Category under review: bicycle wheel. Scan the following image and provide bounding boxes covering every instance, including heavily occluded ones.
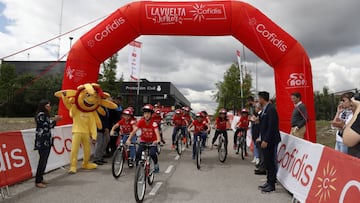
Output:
[147,159,155,185]
[218,136,227,163]
[196,140,201,170]
[112,147,124,178]
[176,132,182,155]
[185,133,189,148]
[134,163,146,203]
[236,136,241,154]
[157,143,161,155]
[240,137,245,160]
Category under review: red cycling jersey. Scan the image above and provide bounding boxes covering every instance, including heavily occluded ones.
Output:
[172,115,186,127]
[215,117,227,130]
[136,118,158,142]
[192,119,207,134]
[152,113,162,125]
[204,116,210,124]
[236,116,249,129]
[117,118,137,134]
[183,114,192,125]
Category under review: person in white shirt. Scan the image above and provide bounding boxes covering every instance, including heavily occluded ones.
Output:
[331,92,353,154]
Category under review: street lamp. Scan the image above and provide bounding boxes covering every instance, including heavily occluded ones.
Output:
[69,37,74,48]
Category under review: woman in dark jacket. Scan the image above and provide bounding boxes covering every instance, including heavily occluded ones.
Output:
[34,99,61,188]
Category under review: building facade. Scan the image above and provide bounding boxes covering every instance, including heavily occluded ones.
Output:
[120,79,190,115]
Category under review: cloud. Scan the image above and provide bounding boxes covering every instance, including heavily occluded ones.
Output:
[1,0,360,114]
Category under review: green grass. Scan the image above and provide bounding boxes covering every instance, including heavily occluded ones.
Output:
[316,120,336,148]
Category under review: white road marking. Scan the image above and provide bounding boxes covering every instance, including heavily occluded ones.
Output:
[149,182,163,196]
[175,154,180,160]
[165,165,174,174]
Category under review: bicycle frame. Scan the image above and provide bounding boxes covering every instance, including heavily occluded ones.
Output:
[134,143,156,202]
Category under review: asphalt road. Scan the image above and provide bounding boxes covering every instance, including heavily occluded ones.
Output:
[1,126,293,203]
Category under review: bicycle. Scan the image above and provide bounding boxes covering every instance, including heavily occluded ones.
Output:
[215,129,230,163]
[236,129,246,160]
[134,143,156,203]
[175,129,183,155]
[112,139,134,179]
[194,132,205,170]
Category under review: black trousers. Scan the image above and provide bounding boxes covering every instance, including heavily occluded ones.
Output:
[135,143,158,165]
[35,148,51,183]
[107,136,118,155]
[262,143,277,187]
[212,130,228,146]
[234,128,247,145]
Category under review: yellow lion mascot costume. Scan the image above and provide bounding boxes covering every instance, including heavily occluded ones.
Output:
[55,83,117,174]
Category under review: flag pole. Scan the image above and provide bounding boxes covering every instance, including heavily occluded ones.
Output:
[236,50,244,109]
[129,41,142,115]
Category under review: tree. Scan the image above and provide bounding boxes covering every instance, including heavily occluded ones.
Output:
[213,63,253,115]
[314,86,335,120]
[0,63,17,106]
[99,53,118,94]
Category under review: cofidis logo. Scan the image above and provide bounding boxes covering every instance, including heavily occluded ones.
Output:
[249,18,288,52]
[277,143,313,186]
[88,17,125,47]
[0,131,32,186]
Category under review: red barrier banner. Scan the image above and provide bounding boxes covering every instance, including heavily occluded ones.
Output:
[277,133,324,202]
[278,133,360,202]
[307,147,360,203]
[0,125,93,188]
[0,131,32,187]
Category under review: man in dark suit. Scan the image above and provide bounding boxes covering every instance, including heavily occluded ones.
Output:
[257,91,281,192]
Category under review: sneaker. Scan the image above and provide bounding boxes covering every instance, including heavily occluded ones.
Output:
[154,164,160,173]
[93,160,103,165]
[255,158,260,165]
[172,144,175,150]
[128,159,134,167]
[251,157,257,163]
[35,183,46,188]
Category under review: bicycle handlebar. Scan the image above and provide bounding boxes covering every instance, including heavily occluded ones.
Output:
[134,142,158,147]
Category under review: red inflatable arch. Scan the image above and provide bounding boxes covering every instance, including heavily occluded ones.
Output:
[58,1,316,142]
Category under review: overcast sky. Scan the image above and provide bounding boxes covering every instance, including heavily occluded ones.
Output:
[1,0,360,114]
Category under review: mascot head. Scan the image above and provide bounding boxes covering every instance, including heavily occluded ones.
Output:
[55,83,118,118]
[75,83,106,112]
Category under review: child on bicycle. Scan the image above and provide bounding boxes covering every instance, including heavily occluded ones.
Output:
[171,109,188,149]
[234,108,250,154]
[182,106,192,144]
[212,108,231,149]
[188,112,210,159]
[152,108,166,145]
[110,109,137,167]
[126,104,161,173]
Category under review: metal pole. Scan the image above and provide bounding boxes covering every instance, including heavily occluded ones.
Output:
[240,64,244,109]
[255,61,258,98]
[69,37,73,48]
[57,0,64,59]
